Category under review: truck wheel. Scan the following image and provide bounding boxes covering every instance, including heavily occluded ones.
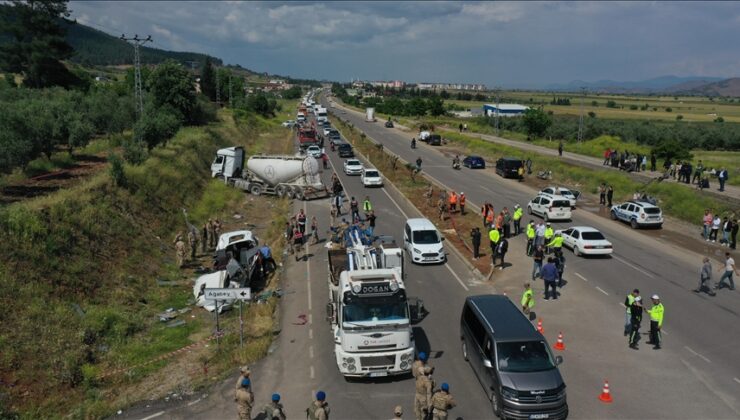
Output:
[284,187,294,199]
[276,185,287,198]
[249,184,262,196]
[294,189,305,201]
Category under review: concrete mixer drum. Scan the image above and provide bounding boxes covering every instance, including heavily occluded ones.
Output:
[303,156,322,185]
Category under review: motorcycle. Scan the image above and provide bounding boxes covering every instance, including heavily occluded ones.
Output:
[411,139,416,149]
[452,161,461,170]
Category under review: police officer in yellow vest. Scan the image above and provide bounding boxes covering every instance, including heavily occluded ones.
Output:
[544,223,554,253]
[488,228,501,267]
[526,221,536,256]
[521,283,534,315]
[547,232,564,259]
[512,205,523,236]
[431,382,456,420]
[646,295,664,350]
[623,289,640,336]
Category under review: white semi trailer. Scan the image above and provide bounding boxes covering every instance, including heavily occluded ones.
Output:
[326,231,420,378]
[366,107,376,122]
[211,147,329,200]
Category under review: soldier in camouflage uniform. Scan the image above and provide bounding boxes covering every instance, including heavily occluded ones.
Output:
[411,351,430,380]
[263,393,286,420]
[187,229,197,260]
[174,232,187,268]
[207,219,216,248]
[201,221,208,253]
[414,365,434,420]
[307,391,330,420]
[235,365,251,393]
[430,383,456,420]
[213,219,223,245]
[235,378,254,420]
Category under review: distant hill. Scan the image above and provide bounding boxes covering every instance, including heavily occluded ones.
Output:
[60,20,222,68]
[678,78,740,97]
[542,75,725,94]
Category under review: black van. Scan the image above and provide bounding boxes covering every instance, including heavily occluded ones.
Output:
[337,143,354,158]
[428,134,442,146]
[495,158,524,179]
[460,295,568,419]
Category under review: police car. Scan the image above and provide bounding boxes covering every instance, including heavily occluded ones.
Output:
[610,200,663,229]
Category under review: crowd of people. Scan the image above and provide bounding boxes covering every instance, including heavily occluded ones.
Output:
[701,209,738,248]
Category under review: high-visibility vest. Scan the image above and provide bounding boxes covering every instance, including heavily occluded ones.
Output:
[460,195,466,206]
[488,229,500,244]
[544,227,554,239]
[547,236,563,248]
[449,194,457,204]
[363,200,372,212]
[526,224,535,239]
[513,208,523,221]
[521,289,534,308]
[648,303,664,327]
[486,211,495,224]
[625,294,635,314]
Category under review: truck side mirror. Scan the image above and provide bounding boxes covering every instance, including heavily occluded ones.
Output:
[483,359,493,368]
[409,297,425,323]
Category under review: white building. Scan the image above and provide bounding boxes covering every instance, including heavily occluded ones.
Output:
[483,104,529,117]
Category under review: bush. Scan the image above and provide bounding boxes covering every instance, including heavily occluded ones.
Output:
[676,115,683,120]
[122,137,148,165]
[134,107,182,149]
[108,153,126,187]
[665,107,672,112]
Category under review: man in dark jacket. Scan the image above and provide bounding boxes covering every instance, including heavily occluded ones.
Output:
[541,258,559,300]
[495,237,509,270]
[471,228,481,260]
[628,296,643,349]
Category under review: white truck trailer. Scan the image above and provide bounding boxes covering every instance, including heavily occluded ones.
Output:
[326,231,421,378]
[366,107,376,122]
[211,147,329,200]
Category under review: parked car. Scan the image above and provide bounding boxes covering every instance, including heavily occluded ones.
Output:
[559,226,613,256]
[385,120,394,128]
[323,126,333,136]
[462,155,486,169]
[540,186,580,207]
[361,168,383,187]
[610,201,663,229]
[495,157,524,179]
[343,159,363,175]
[527,194,572,221]
[338,143,354,158]
[281,120,295,127]
[306,145,323,159]
[428,134,442,146]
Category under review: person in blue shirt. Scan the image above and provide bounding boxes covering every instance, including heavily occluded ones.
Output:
[541,257,559,300]
[259,246,276,275]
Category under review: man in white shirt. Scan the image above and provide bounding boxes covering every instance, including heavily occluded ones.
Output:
[715,252,737,291]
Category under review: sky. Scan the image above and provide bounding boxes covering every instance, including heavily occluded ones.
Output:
[70,1,740,88]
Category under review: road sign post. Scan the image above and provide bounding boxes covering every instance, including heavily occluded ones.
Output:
[203,288,251,348]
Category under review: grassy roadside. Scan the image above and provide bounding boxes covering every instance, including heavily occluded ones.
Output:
[0,102,297,418]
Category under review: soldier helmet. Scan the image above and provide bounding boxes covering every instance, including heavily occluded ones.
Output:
[418,351,428,361]
[241,378,250,388]
[441,382,449,392]
[394,406,403,416]
[240,365,251,374]
[272,393,280,402]
[316,391,326,401]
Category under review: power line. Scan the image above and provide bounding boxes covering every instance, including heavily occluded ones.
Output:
[120,34,152,120]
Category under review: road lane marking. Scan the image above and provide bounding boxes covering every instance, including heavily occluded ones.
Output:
[445,263,470,291]
[595,286,609,296]
[309,328,313,339]
[684,346,711,363]
[309,345,314,359]
[187,398,201,407]
[310,365,315,379]
[575,272,588,282]
[612,254,655,278]
[139,412,165,420]
[734,377,740,385]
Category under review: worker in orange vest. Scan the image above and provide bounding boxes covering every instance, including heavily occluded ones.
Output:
[449,192,458,213]
[485,205,495,228]
[459,193,466,215]
[495,212,504,230]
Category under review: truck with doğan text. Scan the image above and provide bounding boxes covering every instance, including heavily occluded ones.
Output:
[211,146,329,200]
[298,127,319,148]
[326,230,421,378]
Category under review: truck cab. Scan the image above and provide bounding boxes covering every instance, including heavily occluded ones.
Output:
[211,147,244,180]
[326,236,415,378]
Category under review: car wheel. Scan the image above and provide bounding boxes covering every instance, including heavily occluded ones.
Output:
[491,390,503,418]
[573,246,581,257]
[630,219,638,229]
[528,206,533,215]
[610,211,618,220]
[656,224,663,229]
[462,340,469,361]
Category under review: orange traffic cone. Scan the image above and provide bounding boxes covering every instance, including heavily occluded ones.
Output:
[537,318,544,334]
[554,332,566,351]
[598,379,613,403]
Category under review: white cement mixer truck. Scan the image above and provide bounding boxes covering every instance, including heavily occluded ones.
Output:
[211,147,329,200]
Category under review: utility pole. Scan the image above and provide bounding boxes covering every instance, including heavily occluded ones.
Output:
[215,68,221,106]
[494,87,501,137]
[120,34,152,120]
[577,86,586,143]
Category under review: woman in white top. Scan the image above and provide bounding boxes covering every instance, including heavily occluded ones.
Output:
[710,215,722,242]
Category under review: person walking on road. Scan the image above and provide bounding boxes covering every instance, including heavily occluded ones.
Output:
[535,221,545,249]
[235,365,251,393]
[542,257,559,300]
[715,252,737,291]
[414,366,434,420]
[363,196,373,219]
[310,216,320,245]
[607,185,614,207]
[532,245,544,280]
[628,296,643,350]
[710,214,721,242]
[366,210,377,237]
[624,289,640,336]
[350,196,360,222]
[512,205,523,235]
[558,141,563,157]
[430,383,456,420]
[263,393,287,420]
[502,207,512,238]
[526,221,536,256]
[646,295,664,350]
[293,227,304,261]
[702,209,713,241]
[543,223,554,253]
[412,351,431,380]
[599,183,606,206]
[717,167,728,192]
[695,257,716,295]
[471,227,481,260]
[521,283,534,316]
[297,209,307,235]
[235,378,254,420]
[307,391,330,420]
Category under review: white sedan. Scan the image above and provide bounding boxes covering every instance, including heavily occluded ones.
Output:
[361,168,383,187]
[343,159,363,175]
[306,145,323,159]
[540,186,580,207]
[559,226,613,256]
[323,126,333,136]
[281,120,295,127]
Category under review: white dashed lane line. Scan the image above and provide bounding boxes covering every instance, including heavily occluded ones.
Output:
[575,272,588,282]
[734,377,740,385]
[684,346,712,363]
[612,254,655,278]
[595,286,609,296]
[139,412,165,420]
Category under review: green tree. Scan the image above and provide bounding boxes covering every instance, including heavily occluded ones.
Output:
[427,96,445,116]
[200,57,216,101]
[245,92,271,117]
[67,117,94,152]
[0,0,78,88]
[147,60,196,123]
[651,139,692,161]
[134,106,181,149]
[522,108,552,138]
[606,100,617,108]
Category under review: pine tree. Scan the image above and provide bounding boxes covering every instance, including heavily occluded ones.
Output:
[200,57,216,101]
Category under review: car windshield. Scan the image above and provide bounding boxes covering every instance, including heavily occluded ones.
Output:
[559,190,573,197]
[497,341,556,373]
[412,230,440,244]
[643,207,661,214]
[342,294,409,324]
[581,231,605,240]
[365,171,379,177]
[347,160,360,166]
[553,200,570,208]
[339,144,352,150]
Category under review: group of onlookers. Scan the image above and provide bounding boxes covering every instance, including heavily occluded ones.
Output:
[701,209,738,249]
